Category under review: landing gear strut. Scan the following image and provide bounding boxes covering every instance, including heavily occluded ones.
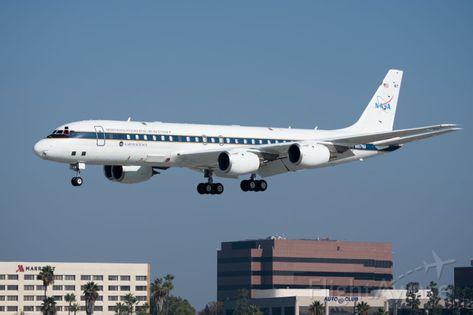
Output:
[240,174,267,192]
[197,170,224,195]
[70,163,84,187]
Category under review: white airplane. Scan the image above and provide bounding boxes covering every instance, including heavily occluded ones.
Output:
[33,69,459,194]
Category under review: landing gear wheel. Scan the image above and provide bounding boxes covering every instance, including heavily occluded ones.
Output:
[215,183,224,195]
[204,183,213,194]
[240,180,249,192]
[71,176,83,187]
[258,180,267,191]
[197,183,206,194]
[248,180,257,191]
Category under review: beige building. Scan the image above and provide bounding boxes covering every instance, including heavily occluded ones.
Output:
[0,261,150,314]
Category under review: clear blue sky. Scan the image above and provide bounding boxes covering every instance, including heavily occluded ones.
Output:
[0,0,472,309]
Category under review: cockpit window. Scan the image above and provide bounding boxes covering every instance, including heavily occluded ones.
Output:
[47,129,74,138]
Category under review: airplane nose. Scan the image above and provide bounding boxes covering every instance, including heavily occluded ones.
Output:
[33,139,50,159]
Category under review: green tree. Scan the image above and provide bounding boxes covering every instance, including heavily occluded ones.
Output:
[83,281,100,315]
[116,302,129,315]
[70,303,79,315]
[137,302,151,315]
[233,290,263,315]
[445,285,460,315]
[375,308,387,315]
[37,266,55,300]
[355,301,370,315]
[41,297,57,315]
[405,282,421,315]
[123,293,139,315]
[150,274,174,315]
[166,296,195,315]
[65,293,76,315]
[199,301,224,315]
[425,282,441,315]
[308,301,325,315]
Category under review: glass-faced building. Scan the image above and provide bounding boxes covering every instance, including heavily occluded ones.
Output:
[0,261,150,314]
[217,237,393,301]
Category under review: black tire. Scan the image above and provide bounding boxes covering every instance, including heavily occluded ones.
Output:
[71,177,77,186]
[205,183,213,194]
[75,177,83,186]
[215,183,224,194]
[240,180,249,192]
[259,179,268,192]
[197,183,206,194]
[248,180,257,191]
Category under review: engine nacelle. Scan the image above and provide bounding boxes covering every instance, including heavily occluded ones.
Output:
[288,143,330,169]
[218,149,260,176]
[103,165,154,184]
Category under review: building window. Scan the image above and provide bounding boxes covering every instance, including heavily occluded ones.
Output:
[24,275,35,280]
[284,307,295,315]
[24,306,34,312]
[81,275,91,281]
[136,296,147,301]
[109,306,117,311]
[0,285,5,290]
[36,285,45,291]
[7,275,18,280]
[24,285,34,291]
[0,296,4,301]
[120,286,130,291]
[108,286,118,291]
[108,275,118,281]
[108,296,118,301]
[136,276,147,281]
[57,306,63,312]
[65,275,76,281]
[7,296,18,301]
[37,296,44,301]
[0,307,4,312]
[93,275,103,281]
[120,276,130,281]
[53,285,63,291]
[36,306,42,311]
[65,285,75,291]
[7,306,18,312]
[0,275,4,280]
[97,286,103,291]
[53,296,63,301]
[135,286,147,291]
[94,306,103,311]
[54,275,63,281]
[7,285,18,291]
[24,296,34,301]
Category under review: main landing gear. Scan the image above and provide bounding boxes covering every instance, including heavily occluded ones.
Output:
[240,174,267,192]
[70,163,85,187]
[197,170,224,195]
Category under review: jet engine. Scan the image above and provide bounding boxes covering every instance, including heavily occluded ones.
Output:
[218,149,260,176]
[103,165,155,184]
[288,143,330,169]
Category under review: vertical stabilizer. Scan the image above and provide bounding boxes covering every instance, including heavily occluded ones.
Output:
[347,69,403,132]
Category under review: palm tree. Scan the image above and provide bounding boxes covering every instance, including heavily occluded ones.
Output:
[356,302,370,315]
[65,293,76,315]
[123,293,139,315]
[308,301,324,315]
[83,281,100,315]
[70,303,79,315]
[150,274,174,315]
[115,302,129,315]
[37,266,55,299]
[41,297,57,315]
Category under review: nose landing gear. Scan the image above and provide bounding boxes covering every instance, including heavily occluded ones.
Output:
[70,163,85,187]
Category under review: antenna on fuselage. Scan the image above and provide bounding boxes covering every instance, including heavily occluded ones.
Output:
[127,117,132,122]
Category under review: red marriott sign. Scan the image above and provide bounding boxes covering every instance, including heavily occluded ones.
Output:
[16,264,55,273]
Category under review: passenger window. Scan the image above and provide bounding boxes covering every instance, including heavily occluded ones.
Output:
[126,135,131,140]
[161,135,165,141]
[169,136,173,141]
[71,151,76,156]
[243,139,247,144]
[135,135,139,140]
[81,152,86,156]
[235,139,239,144]
[259,140,263,144]
[211,138,215,143]
[226,138,230,144]
[152,136,156,141]
[195,137,199,142]
[186,136,190,142]
[251,139,255,144]
[144,135,148,140]
[267,140,271,144]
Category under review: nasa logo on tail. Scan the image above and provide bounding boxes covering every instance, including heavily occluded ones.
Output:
[375,94,394,111]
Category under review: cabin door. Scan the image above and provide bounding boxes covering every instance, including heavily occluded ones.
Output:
[94,126,106,146]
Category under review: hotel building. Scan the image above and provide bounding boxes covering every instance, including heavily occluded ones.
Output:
[0,261,150,314]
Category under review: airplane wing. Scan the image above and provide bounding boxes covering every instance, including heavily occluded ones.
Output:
[175,124,460,174]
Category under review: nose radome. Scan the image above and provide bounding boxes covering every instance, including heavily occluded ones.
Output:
[33,139,50,158]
